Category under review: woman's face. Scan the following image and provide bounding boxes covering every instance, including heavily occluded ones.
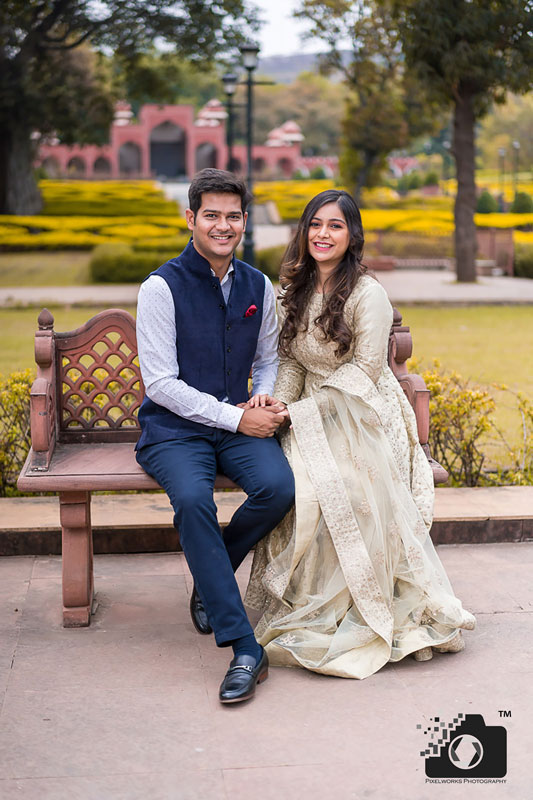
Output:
[307,202,351,269]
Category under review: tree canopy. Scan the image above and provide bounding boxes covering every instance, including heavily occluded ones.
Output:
[387,0,533,280]
[0,1,256,213]
[296,0,440,201]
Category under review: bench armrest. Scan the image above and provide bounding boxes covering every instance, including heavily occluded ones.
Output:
[29,376,55,470]
[397,373,429,446]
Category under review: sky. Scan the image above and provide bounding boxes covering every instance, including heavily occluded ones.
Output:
[249,0,320,57]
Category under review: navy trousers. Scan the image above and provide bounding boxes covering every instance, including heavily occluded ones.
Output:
[136,429,295,646]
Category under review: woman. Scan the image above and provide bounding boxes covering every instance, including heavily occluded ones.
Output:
[244,190,475,680]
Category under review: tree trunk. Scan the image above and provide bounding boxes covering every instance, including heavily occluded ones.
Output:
[453,87,477,282]
[0,123,43,214]
[353,151,375,206]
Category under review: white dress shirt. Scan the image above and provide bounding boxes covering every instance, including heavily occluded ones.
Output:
[136,263,278,433]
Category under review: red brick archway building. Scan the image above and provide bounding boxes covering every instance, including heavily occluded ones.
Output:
[37,102,338,181]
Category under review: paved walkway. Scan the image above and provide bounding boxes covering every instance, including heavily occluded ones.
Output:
[0,543,530,798]
[2,268,533,308]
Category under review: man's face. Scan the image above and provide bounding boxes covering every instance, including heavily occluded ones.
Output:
[186,192,247,263]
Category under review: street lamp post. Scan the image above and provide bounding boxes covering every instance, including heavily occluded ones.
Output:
[498,147,506,210]
[512,140,520,198]
[222,73,238,171]
[240,42,260,267]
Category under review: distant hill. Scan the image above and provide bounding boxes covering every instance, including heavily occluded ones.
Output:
[257,51,350,83]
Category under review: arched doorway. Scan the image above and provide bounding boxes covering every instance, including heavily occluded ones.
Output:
[150,121,186,178]
[277,157,293,177]
[119,142,141,175]
[195,143,217,171]
[41,156,61,178]
[229,157,242,173]
[67,157,86,177]
[93,156,111,176]
[253,157,266,177]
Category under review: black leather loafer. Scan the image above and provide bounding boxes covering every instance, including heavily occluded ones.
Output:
[219,647,269,704]
[189,585,212,635]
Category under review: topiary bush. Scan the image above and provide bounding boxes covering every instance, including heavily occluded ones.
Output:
[406,172,422,191]
[514,243,533,279]
[423,170,439,187]
[254,245,287,281]
[476,190,499,214]
[510,192,533,214]
[0,369,33,496]
[89,244,179,283]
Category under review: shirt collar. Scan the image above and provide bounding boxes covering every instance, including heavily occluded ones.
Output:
[182,239,236,283]
[211,262,234,286]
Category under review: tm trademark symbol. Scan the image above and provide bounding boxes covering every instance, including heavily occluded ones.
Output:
[499,710,512,718]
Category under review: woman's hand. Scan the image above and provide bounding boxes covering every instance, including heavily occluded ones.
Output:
[248,393,271,408]
[238,395,291,426]
[245,394,287,411]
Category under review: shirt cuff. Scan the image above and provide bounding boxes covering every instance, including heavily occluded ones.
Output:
[218,403,245,433]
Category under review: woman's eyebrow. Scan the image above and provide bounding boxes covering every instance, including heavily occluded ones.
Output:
[311,216,346,223]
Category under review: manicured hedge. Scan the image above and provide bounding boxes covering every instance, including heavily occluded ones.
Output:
[90,242,287,283]
[514,244,533,279]
[90,243,189,283]
[41,180,180,216]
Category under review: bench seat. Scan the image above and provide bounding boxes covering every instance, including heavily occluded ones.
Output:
[18,442,238,493]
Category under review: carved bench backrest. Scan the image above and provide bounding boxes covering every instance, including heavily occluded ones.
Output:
[35,306,420,446]
[51,310,144,443]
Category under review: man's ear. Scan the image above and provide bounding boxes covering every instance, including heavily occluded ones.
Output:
[185,208,195,231]
[242,210,248,232]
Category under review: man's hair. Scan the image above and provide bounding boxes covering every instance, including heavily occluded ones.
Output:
[188,168,252,217]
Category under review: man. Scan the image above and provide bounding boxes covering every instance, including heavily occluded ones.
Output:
[135,168,294,704]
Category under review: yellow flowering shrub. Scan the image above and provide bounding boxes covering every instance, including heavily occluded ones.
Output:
[490,389,533,485]
[514,231,533,244]
[0,369,34,496]
[408,358,533,486]
[417,359,496,486]
[41,180,179,216]
[0,216,188,250]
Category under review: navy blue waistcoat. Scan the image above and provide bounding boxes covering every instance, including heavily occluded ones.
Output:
[136,241,265,449]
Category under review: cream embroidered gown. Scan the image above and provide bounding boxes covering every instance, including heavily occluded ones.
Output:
[245,275,475,680]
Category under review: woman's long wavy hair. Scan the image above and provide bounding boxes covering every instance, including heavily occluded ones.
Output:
[278,189,366,358]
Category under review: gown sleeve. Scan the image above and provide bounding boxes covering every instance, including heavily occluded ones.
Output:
[349,278,392,384]
[273,295,306,405]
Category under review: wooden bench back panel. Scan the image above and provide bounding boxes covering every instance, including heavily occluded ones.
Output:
[34,304,426,448]
[54,310,145,443]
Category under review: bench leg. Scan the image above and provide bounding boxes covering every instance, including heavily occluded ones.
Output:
[59,491,94,628]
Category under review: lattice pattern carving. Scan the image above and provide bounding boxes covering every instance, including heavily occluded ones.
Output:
[60,329,142,432]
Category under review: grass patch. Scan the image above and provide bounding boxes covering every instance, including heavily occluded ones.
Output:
[0,251,92,287]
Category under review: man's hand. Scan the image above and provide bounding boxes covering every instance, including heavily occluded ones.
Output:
[237,406,288,438]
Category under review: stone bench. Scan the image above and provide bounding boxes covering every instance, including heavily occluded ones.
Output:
[18,306,447,628]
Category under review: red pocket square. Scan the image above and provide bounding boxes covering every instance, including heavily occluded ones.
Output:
[244,304,257,318]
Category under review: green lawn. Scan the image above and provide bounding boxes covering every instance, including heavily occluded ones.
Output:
[0,251,91,287]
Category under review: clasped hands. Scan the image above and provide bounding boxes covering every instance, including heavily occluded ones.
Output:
[236,394,290,438]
